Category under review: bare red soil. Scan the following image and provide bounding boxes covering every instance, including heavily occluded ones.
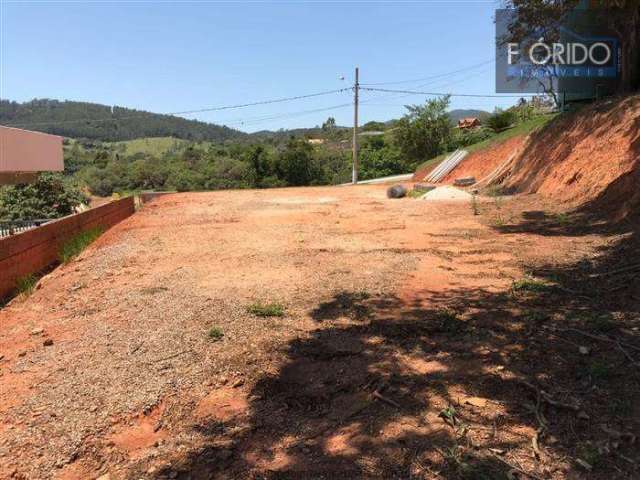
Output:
[505,95,640,219]
[1,96,639,480]
[1,183,638,480]
[440,135,527,185]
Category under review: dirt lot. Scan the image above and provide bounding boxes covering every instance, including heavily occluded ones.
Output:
[0,185,638,479]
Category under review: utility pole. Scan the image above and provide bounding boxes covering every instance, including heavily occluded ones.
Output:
[352,67,359,185]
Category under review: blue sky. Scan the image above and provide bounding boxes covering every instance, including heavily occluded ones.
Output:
[0,1,514,133]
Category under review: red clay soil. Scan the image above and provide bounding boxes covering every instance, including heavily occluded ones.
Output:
[505,95,640,218]
[440,135,527,184]
[412,161,439,182]
[1,185,639,480]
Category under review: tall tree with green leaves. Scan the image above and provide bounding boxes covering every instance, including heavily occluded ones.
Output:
[393,96,452,167]
[503,1,640,93]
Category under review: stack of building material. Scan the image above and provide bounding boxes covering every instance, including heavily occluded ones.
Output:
[453,177,476,187]
[414,183,437,193]
[425,149,468,183]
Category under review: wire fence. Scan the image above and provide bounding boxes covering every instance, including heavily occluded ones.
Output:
[0,219,54,239]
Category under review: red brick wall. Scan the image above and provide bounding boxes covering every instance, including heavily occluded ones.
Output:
[0,196,135,299]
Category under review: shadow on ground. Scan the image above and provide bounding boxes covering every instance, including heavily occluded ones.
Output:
[147,200,639,480]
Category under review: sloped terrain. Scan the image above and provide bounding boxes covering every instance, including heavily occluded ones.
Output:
[440,135,527,184]
[504,95,640,219]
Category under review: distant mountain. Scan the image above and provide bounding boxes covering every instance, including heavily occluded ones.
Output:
[448,109,490,124]
[0,99,246,142]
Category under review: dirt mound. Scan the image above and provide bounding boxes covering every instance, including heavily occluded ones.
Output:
[504,95,640,219]
[421,185,473,201]
[440,135,527,184]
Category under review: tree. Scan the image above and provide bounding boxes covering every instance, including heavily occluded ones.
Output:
[275,138,318,186]
[503,1,640,93]
[0,173,88,221]
[393,96,453,167]
[486,108,517,132]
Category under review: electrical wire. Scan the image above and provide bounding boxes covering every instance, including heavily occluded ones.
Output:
[360,59,495,86]
[361,87,540,98]
[1,88,351,128]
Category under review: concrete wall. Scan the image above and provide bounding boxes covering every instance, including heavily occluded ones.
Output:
[0,126,63,173]
[0,197,135,300]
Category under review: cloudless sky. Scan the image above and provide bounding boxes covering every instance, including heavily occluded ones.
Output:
[0,0,513,133]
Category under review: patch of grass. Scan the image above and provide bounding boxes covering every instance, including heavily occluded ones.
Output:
[207,326,224,341]
[439,405,457,426]
[16,274,37,297]
[492,215,505,227]
[485,185,507,198]
[407,189,424,199]
[512,278,551,294]
[554,212,571,225]
[59,227,104,264]
[247,302,285,317]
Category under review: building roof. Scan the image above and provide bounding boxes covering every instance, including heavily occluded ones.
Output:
[0,126,63,174]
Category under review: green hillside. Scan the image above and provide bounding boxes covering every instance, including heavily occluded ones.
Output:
[0,99,246,142]
[112,137,215,156]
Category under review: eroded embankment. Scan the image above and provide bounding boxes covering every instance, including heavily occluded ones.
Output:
[504,95,640,219]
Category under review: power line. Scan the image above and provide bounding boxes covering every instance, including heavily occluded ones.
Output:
[1,88,352,128]
[222,103,352,128]
[361,87,541,98]
[359,64,494,106]
[360,59,495,86]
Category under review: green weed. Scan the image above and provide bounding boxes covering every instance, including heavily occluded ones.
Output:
[16,274,37,297]
[59,227,104,264]
[208,326,224,341]
[247,302,285,317]
[512,278,551,294]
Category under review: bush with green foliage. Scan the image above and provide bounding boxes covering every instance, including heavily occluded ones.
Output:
[0,173,89,221]
[392,96,452,168]
[486,109,517,132]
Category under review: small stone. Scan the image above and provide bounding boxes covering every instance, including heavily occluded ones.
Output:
[18,351,27,357]
[579,346,590,355]
[43,339,54,347]
[30,328,44,336]
[231,378,244,388]
[0,354,4,361]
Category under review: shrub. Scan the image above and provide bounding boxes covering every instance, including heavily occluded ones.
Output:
[0,173,88,221]
[486,109,517,132]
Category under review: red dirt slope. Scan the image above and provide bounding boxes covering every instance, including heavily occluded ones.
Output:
[504,95,640,218]
[440,135,527,184]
